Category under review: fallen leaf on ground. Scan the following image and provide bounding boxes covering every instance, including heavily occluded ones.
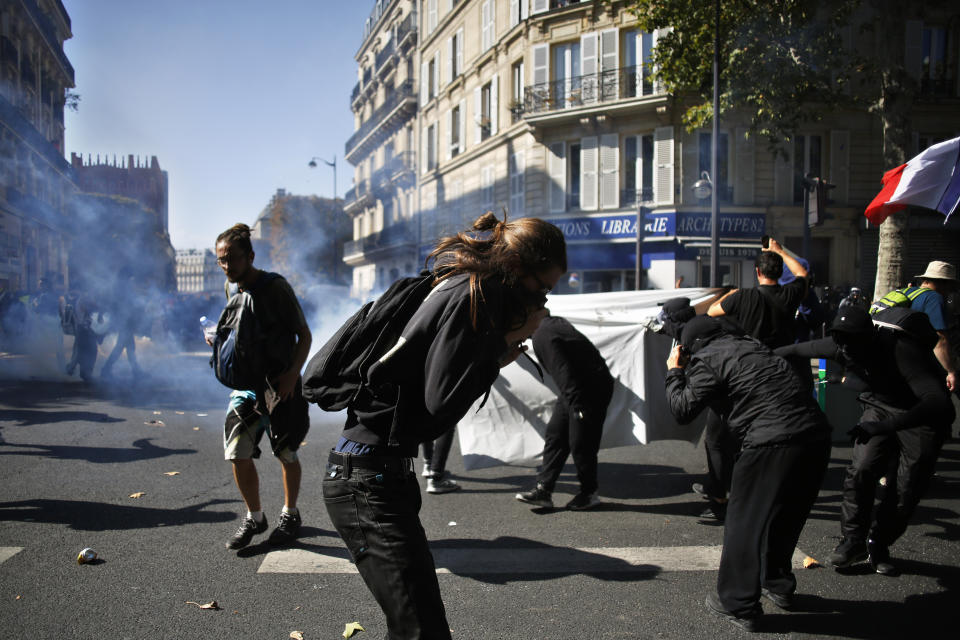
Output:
[342,622,365,638]
[196,413,208,417]
[129,492,146,499]
[153,411,162,415]
[448,521,457,526]
[175,411,185,414]
[15,595,21,600]
[163,471,180,476]
[803,556,820,569]
[144,420,164,426]
[185,601,221,610]
[290,632,304,640]
[192,427,200,431]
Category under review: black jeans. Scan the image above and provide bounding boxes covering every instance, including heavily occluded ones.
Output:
[538,379,612,494]
[702,409,738,498]
[421,426,456,477]
[840,423,946,546]
[718,438,831,617]
[323,457,451,640]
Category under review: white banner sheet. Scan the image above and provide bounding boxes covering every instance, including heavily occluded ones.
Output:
[458,288,720,470]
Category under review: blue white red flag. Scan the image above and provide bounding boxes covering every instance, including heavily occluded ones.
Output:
[865,135,960,225]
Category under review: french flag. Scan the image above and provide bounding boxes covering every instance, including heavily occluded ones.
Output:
[865,135,960,226]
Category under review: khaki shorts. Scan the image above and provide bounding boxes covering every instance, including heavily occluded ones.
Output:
[223,389,304,464]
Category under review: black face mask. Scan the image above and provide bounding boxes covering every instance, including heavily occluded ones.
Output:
[834,333,872,363]
[502,284,547,330]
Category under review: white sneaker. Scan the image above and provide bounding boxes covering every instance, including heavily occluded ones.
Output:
[426,477,461,494]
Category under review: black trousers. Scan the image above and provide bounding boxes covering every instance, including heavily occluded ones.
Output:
[421,426,456,477]
[537,380,612,495]
[840,424,946,546]
[323,459,451,640]
[718,438,831,617]
[703,409,738,498]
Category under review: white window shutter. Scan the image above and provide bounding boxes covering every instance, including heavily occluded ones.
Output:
[581,32,597,104]
[654,126,674,205]
[653,29,666,94]
[829,129,850,205]
[421,125,429,174]
[428,0,437,34]
[458,99,466,153]
[420,61,428,104]
[510,151,525,216]
[446,37,454,84]
[904,20,923,80]
[490,0,496,46]
[521,0,528,20]
[482,1,491,51]
[445,110,452,161]
[532,0,548,15]
[456,29,463,78]
[734,127,755,205]
[581,136,599,211]
[532,44,549,86]
[600,29,618,99]
[773,142,794,204]
[490,75,499,135]
[432,122,439,169]
[473,86,482,144]
[510,0,519,27]
[599,133,619,209]
[548,142,566,213]
[433,51,441,96]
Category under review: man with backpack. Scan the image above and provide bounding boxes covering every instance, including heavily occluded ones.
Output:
[776,306,954,575]
[695,238,810,520]
[870,260,957,392]
[212,223,312,550]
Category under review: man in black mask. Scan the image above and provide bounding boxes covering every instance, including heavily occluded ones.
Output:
[776,306,954,574]
[665,316,831,631]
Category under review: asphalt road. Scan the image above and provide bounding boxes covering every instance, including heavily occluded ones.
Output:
[0,351,958,640]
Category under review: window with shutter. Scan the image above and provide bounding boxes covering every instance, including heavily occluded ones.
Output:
[509,151,525,216]
[549,142,566,213]
[581,136,598,211]
[654,126,674,205]
[599,133,619,209]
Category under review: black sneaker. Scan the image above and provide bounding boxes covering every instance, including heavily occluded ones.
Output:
[828,537,868,568]
[704,592,759,632]
[761,587,795,610]
[868,539,896,575]
[516,484,553,508]
[267,510,302,546]
[565,492,601,510]
[226,514,268,550]
[698,500,726,522]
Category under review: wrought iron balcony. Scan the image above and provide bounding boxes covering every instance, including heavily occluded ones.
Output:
[396,12,416,48]
[344,80,416,159]
[621,188,655,208]
[375,39,396,72]
[351,81,360,103]
[520,65,660,117]
[344,219,416,259]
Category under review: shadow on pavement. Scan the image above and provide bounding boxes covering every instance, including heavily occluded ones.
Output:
[0,437,195,463]
[0,408,124,426]
[761,562,959,637]
[0,498,235,530]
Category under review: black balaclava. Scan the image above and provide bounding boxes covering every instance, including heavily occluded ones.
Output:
[680,315,726,355]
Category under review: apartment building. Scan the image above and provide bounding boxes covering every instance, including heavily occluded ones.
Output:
[175,248,221,294]
[344,0,960,299]
[0,0,75,292]
[343,0,420,299]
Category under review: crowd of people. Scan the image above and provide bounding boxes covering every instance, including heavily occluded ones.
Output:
[202,213,955,637]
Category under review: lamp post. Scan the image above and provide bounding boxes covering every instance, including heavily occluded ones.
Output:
[709,0,720,287]
[308,156,337,199]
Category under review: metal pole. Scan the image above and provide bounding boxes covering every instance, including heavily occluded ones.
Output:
[635,205,644,290]
[710,0,720,287]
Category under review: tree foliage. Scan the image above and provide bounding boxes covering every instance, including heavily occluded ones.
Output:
[622,0,858,151]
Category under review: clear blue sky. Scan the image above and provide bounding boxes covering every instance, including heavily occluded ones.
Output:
[63,0,373,251]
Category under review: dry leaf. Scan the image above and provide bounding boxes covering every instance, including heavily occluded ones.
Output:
[803,556,820,569]
[342,622,365,638]
[290,632,304,640]
[196,413,208,417]
[175,411,185,414]
[192,427,200,431]
[186,600,221,610]
[15,595,21,600]
[129,492,146,499]
[144,420,164,426]
[153,411,162,415]
[163,471,180,476]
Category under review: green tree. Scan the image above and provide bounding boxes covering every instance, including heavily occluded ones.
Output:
[619,0,952,298]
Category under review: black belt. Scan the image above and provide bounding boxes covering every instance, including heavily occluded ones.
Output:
[327,450,414,476]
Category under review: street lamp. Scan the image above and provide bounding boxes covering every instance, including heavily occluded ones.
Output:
[308,156,337,199]
[709,0,720,288]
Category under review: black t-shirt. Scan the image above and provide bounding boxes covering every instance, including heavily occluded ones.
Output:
[720,277,807,348]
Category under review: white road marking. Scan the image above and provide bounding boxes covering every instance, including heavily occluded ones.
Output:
[0,547,24,565]
[258,545,809,574]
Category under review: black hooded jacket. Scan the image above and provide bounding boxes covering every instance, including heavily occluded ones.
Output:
[665,323,830,448]
[531,316,613,410]
[342,273,518,455]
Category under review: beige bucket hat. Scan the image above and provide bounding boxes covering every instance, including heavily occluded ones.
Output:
[916,260,957,282]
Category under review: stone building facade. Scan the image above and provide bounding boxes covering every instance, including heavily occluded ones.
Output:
[71,153,170,233]
[343,0,960,299]
[175,248,221,294]
[0,0,75,292]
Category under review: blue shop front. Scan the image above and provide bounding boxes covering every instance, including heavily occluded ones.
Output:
[542,210,766,293]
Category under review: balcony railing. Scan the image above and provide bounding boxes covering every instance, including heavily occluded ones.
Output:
[21,0,74,80]
[344,80,415,156]
[620,188,655,208]
[396,12,415,47]
[344,219,416,258]
[919,76,958,98]
[351,81,360,103]
[521,65,660,116]
[375,39,396,71]
[371,151,415,187]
